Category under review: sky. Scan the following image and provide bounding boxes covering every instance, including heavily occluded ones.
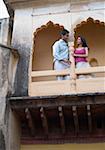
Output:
[0,0,9,19]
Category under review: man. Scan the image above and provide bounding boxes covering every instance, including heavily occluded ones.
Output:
[53,29,71,80]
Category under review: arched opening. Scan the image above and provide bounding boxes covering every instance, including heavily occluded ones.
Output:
[74,17,105,66]
[32,21,64,72]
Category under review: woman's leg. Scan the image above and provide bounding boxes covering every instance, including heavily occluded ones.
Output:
[76,62,91,79]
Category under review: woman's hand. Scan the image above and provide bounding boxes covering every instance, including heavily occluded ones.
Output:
[70,51,74,56]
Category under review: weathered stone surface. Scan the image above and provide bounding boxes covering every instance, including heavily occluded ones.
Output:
[0,46,10,122]
[13,43,30,96]
[0,47,10,150]
[0,44,19,150]
[0,130,5,150]
[0,18,9,45]
[0,18,14,150]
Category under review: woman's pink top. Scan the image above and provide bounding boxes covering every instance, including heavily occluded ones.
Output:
[74,48,87,63]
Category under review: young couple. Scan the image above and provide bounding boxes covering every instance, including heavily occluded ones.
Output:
[53,29,90,80]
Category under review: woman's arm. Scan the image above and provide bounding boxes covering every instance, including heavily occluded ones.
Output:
[74,47,89,57]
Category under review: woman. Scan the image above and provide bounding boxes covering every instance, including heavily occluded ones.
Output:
[73,36,91,79]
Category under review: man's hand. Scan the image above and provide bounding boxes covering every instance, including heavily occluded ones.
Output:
[63,59,71,65]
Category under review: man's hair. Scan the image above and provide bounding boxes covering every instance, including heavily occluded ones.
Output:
[60,29,69,36]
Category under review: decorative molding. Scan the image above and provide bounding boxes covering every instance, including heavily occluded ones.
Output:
[33,21,64,36]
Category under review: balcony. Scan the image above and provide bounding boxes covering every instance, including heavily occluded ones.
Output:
[29,18,105,97]
[29,65,105,96]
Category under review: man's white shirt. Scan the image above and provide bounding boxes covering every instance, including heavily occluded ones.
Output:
[53,39,69,62]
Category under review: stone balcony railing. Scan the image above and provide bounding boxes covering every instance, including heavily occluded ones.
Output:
[29,58,105,97]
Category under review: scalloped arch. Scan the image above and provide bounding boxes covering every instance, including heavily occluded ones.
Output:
[74,17,105,32]
[74,17,105,66]
[32,21,64,71]
[34,21,64,36]
[32,21,64,53]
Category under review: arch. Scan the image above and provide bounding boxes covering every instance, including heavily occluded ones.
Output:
[74,17,105,66]
[74,17,105,32]
[32,21,64,72]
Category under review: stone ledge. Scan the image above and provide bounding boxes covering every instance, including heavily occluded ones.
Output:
[0,43,19,57]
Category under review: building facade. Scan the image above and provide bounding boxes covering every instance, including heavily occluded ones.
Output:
[0,0,105,149]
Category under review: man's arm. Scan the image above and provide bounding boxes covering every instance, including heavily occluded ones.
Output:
[53,42,62,61]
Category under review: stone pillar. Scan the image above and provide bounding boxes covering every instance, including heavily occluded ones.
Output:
[7,109,21,150]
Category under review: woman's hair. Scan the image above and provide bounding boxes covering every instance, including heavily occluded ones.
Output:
[77,36,88,48]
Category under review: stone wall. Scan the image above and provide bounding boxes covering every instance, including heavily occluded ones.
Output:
[0,45,10,150]
[0,44,19,150]
[0,130,5,150]
[0,18,9,45]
